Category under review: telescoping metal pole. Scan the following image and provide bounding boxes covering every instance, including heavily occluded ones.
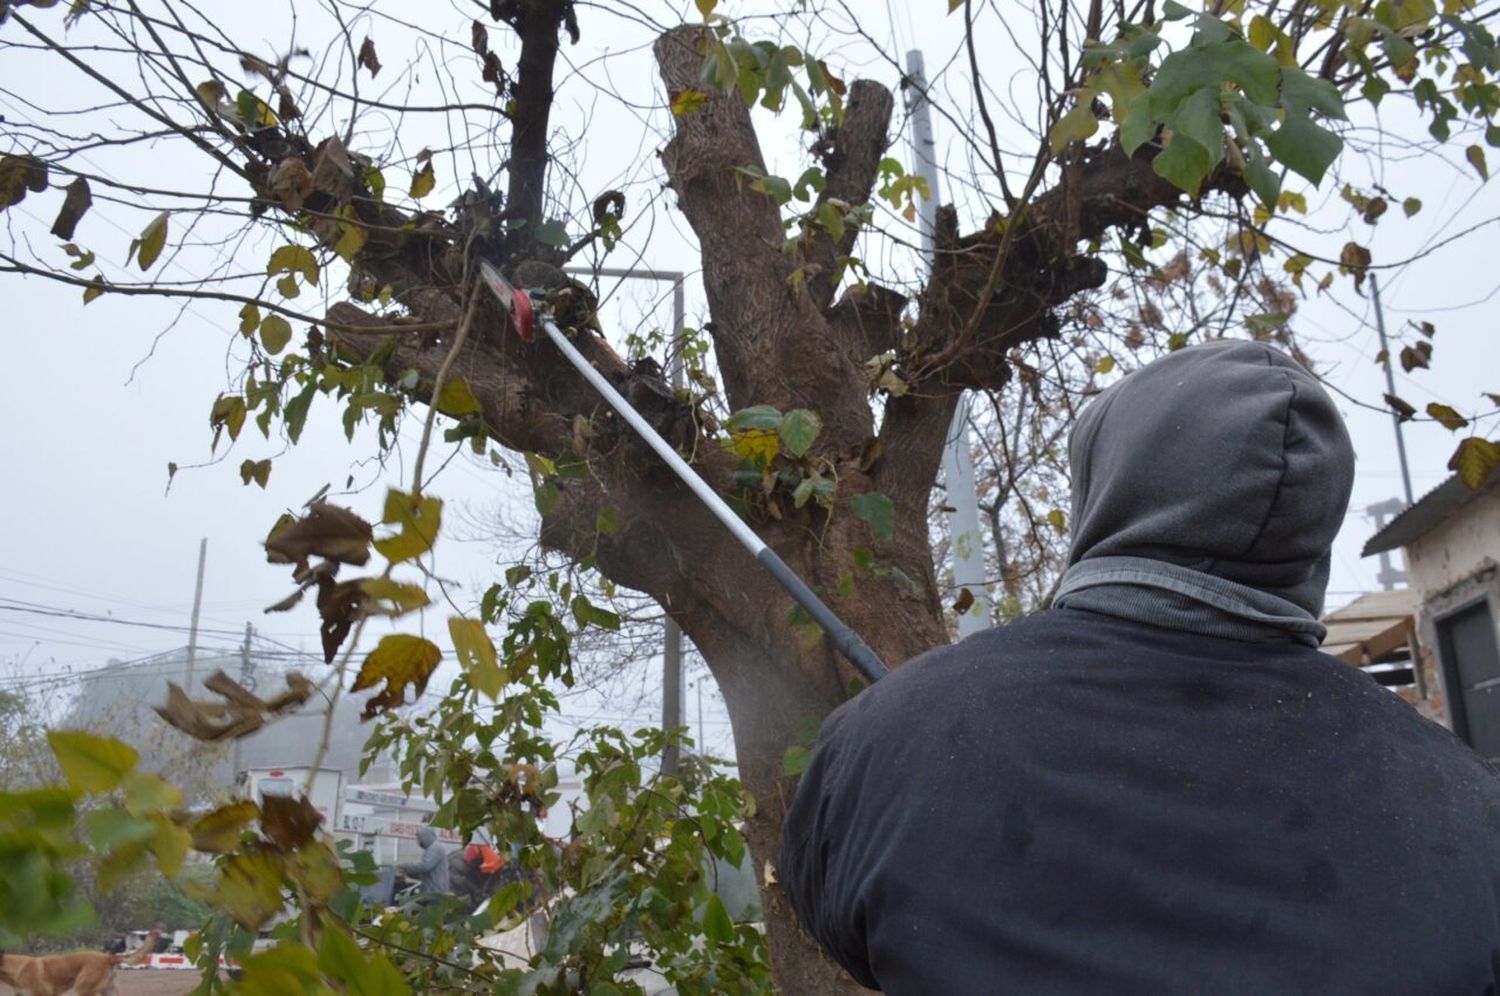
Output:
[479,260,889,685]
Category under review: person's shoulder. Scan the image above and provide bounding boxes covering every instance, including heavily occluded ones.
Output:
[826,611,1072,730]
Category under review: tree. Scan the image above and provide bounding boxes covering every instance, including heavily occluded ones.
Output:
[1,0,1497,990]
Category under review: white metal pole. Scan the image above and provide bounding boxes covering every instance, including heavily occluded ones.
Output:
[564,266,692,769]
[906,50,991,638]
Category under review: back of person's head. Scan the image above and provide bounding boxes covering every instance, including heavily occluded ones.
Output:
[416,826,436,848]
[1067,340,1354,618]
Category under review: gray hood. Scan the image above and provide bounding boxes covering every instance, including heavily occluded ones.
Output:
[1066,340,1354,621]
[416,826,436,848]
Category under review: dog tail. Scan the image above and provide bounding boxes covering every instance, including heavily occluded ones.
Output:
[118,929,161,966]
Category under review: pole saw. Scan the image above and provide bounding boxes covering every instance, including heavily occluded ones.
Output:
[479,260,889,685]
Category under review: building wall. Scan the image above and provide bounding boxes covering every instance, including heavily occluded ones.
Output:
[1406,487,1500,595]
[1405,490,1500,739]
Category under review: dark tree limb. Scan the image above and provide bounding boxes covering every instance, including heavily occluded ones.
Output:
[499,0,573,256]
[805,79,894,310]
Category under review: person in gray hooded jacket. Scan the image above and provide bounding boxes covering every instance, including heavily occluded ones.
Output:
[780,341,1500,994]
[401,826,451,895]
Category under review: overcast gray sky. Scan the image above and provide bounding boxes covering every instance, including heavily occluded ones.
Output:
[0,0,1495,768]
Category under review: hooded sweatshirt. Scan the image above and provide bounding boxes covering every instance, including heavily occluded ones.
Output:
[780,341,1500,995]
[402,826,451,894]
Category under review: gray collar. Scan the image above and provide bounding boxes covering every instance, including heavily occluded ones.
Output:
[1054,556,1326,648]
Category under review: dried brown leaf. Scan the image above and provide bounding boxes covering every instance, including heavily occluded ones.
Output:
[260,794,322,851]
[265,501,373,569]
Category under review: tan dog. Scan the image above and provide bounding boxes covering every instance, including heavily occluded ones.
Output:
[0,929,160,996]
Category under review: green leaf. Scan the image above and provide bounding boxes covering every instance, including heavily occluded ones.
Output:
[1170,86,1227,168]
[1046,508,1067,532]
[1403,196,1423,216]
[1149,41,1279,116]
[1118,92,1155,156]
[1467,144,1489,180]
[596,506,620,535]
[571,595,622,631]
[374,489,443,564]
[267,244,319,285]
[725,405,784,431]
[436,377,483,417]
[134,212,169,271]
[259,314,293,354]
[238,458,272,489]
[1153,129,1214,194]
[1264,113,1342,186]
[534,219,569,248]
[702,893,734,943]
[123,771,183,816]
[778,408,822,457]
[1048,101,1099,155]
[782,744,811,776]
[848,492,894,542]
[1279,67,1345,118]
[47,731,138,793]
[449,616,504,699]
[85,809,157,851]
[1243,158,1282,207]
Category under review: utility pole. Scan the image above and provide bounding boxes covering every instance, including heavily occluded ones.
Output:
[564,266,688,775]
[1366,499,1409,590]
[1371,275,1416,508]
[906,50,991,637]
[185,538,207,689]
[231,623,254,777]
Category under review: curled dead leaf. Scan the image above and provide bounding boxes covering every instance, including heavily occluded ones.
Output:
[154,671,313,742]
[265,501,373,569]
[269,157,314,212]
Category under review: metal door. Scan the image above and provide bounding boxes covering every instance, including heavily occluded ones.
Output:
[1437,599,1500,760]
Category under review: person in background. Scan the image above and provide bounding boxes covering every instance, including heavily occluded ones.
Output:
[401,825,451,895]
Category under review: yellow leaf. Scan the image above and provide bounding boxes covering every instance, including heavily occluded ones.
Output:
[149,817,191,878]
[450,617,504,698]
[359,577,431,614]
[47,730,138,793]
[134,212,169,271]
[259,315,293,354]
[436,377,483,417]
[190,799,259,853]
[267,243,319,285]
[670,88,709,115]
[410,160,436,199]
[374,489,443,564]
[1426,402,1469,431]
[1448,436,1500,490]
[124,771,183,816]
[1048,101,1099,156]
[728,428,780,465]
[351,634,442,718]
[214,850,287,929]
[238,302,261,336]
[334,210,367,261]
